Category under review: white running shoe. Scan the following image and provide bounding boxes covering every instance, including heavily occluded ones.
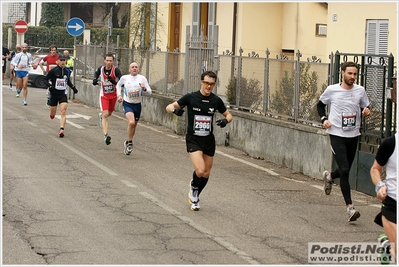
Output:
[124,141,133,155]
[98,112,102,128]
[190,200,200,211]
[347,206,360,222]
[188,180,199,203]
[323,171,333,195]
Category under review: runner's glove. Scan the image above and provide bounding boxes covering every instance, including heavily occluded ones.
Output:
[72,86,78,94]
[216,118,228,128]
[107,76,117,85]
[173,108,185,116]
[92,79,98,85]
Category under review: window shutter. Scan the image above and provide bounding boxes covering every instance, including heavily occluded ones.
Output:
[192,3,200,36]
[366,20,377,54]
[366,19,389,54]
[207,3,216,40]
[378,21,389,54]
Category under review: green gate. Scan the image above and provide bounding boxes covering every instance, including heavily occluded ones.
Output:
[333,52,396,196]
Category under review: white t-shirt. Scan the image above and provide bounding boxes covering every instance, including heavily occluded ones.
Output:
[319,83,370,138]
[11,52,32,71]
[116,74,152,104]
[386,134,397,200]
[375,134,397,201]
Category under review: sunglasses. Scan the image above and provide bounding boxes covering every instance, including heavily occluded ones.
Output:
[202,81,216,87]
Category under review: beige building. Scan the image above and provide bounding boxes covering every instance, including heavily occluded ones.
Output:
[326,2,396,59]
[148,2,397,63]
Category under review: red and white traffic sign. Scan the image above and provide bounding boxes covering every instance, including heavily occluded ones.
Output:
[14,20,28,34]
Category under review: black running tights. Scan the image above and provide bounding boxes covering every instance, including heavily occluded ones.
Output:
[329,135,359,205]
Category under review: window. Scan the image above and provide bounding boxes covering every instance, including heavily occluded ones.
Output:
[192,3,216,39]
[71,3,93,24]
[366,19,388,54]
[316,24,327,37]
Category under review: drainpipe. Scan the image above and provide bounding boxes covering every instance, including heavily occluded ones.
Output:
[295,3,299,51]
[231,2,237,77]
[232,3,237,55]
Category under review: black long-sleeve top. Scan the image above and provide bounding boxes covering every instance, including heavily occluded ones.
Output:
[44,66,74,95]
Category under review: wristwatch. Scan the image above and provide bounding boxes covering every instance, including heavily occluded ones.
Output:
[375,181,387,194]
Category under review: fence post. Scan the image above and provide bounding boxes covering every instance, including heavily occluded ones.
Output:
[334,51,341,84]
[294,50,302,123]
[146,50,150,80]
[236,47,243,107]
[116,35,120,67]
[263,48,270,114]
[213,25,219,94]
[328,52,334,85]
[386,53,395,137]
[93,45,97,77]
[164,45,169,95]
[184,25,190,95]
[84,41,88,78]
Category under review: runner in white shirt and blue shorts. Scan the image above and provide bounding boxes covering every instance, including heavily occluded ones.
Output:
[116,62,152,155]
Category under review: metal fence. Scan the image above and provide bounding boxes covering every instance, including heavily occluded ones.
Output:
[73,44,334,127]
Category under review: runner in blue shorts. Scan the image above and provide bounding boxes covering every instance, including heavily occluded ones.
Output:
[10,43,32,105]
[116,62,152,155]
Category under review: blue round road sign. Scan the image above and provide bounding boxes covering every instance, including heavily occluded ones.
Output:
[66,17,85,37]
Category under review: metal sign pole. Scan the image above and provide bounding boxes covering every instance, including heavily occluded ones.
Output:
[70,36,76,100]
[66,17,85,100]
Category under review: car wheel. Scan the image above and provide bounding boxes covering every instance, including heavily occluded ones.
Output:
[34,76,47,88]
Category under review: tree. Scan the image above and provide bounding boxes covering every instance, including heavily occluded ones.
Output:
[129,3,164,50]
[271,70,294,116]
[298,64,327,121]
[226,76,263,110]
[97,3,129,28]
[40,3,64,27]
[271,63,327,121]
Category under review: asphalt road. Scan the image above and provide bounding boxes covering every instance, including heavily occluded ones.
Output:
[2,84,385,265]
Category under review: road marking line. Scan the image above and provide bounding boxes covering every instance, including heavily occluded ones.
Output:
[54,115,85,129]
[139,123,163,133]
[66,121,84,129]
[311,185,324,191]
[140,191,261,265]
[113,114,125,120]
[120,180,137,188]
[49,135,118,176]
[26,121,37,127]
[281,176,305,183]
[216,150,279,176]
